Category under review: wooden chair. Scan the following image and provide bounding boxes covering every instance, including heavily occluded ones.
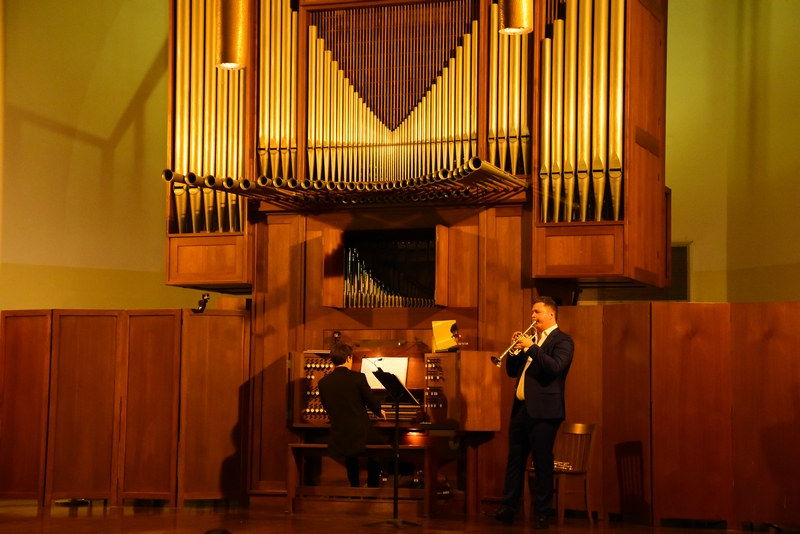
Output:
[523,422,597,526]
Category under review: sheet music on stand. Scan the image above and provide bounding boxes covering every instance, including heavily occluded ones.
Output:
[372,369,419,405]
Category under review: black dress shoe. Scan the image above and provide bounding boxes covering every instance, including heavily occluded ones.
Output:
[534,514,549,529]
[484,507,514,525]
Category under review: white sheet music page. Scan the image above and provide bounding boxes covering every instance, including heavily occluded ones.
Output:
[362,357,409,389]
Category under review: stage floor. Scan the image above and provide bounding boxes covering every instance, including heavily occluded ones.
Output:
[0,500,748,534]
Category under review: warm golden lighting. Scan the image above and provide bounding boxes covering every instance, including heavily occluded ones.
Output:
[499,0,534,35]
[216,0,249,70]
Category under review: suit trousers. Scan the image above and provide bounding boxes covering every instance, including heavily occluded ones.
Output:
[345,455,381,488]
[501,400,561,514]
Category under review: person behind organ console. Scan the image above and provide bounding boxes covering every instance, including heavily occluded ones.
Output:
[318,343,387,488]
[486,297,574,529]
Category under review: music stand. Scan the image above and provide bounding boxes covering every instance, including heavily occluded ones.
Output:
[366,369,421,530]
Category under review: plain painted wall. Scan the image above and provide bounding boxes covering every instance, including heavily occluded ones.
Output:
[1,0,202,309]
[667,0,800,302]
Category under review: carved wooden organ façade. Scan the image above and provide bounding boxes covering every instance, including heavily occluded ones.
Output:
[161,0,669,507]
[164,0,669,294]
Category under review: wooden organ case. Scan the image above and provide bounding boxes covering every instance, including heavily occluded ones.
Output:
[162,0,669,514]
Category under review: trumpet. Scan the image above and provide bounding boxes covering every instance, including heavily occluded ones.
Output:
[490,322,537,367]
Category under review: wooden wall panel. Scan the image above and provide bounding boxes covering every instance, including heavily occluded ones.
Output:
[178,310,250,503]
[45,311,125,504]
[602,302,652,522]
[651,303,732,525]
[167,234,251,288]
[118,310,181,505]
[558,305,603,517]
[731,302,800,526]
[0,311,52,504]
[475,208,529,510]
[447,222,479,308]
[251,215,305,495]
[624,0,668,287]
[321,227,344,308]
[459,351,501,432]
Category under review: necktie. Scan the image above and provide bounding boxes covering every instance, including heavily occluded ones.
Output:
[515,331,547,401]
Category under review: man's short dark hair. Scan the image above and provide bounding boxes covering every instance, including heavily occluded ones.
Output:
[534,296,559,320]
[330,343,353,366]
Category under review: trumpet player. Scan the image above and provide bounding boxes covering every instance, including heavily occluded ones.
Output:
[486,297,574,529]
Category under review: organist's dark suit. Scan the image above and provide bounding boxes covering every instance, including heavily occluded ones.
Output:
[318,365,385,487]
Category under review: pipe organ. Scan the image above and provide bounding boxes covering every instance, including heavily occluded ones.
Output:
[161,0,670,511]
[163,0,669,310]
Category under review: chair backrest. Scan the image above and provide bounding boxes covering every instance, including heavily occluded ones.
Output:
[552,422,596,473]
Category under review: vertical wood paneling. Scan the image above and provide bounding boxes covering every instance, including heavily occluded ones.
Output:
[178,310,250,503]
[624,0,668,286]
[559,305,603,516]
[251,214,305,493]
[602,302,652,522]
[45,311,125,504]
[459,350,501,431]
[0,311,52,504]
[731,302,800,525]
[651,303,732,524]
[447,223,478,308]
[321,227,344,308]
[476,208,527,507]
[118,310,181,505]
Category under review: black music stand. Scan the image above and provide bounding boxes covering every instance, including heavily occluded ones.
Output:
[366,369,420,530]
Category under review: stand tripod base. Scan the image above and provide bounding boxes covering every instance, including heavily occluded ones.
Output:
[365,518,420,530]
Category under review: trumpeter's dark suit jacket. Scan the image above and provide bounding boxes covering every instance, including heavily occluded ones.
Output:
[318,366,384,457]
[505,327,574,419]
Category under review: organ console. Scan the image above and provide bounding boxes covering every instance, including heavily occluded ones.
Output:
[289,344,499,431]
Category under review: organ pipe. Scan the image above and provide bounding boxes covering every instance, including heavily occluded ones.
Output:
[592,0,609,221]
[168,0,533,212]
[551,20,564,222]
[539,38,552,223]
[169,0,250,234]
[539,0,626,223]
[577,0,593,222]
[609,0,624,221]
[563,0,577,222]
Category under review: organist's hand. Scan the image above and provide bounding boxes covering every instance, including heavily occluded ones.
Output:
[380,409,387,420]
